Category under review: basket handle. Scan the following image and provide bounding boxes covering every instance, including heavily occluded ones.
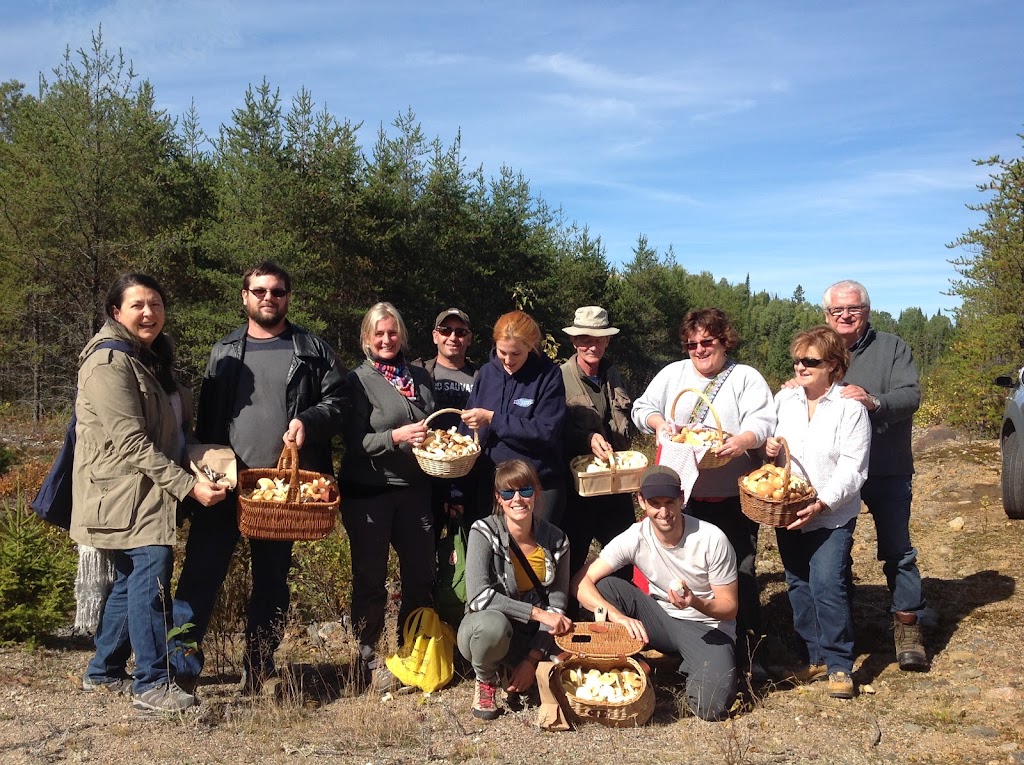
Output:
[423,407,479,445]
[667,387,724,441]
[775,436,791,489]
[276,441,302,502]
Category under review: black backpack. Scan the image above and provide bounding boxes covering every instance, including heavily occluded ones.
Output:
[31,340,135,529]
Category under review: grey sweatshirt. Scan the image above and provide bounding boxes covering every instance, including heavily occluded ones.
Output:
[844,326,920,476]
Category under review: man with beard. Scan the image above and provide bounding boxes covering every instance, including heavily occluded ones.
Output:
[171,261,347,693]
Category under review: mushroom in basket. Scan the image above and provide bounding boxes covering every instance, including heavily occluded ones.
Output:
[740,464,813,501]
[413,426,480,460]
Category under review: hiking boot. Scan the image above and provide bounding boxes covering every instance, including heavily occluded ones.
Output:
[82,675,132,695]
[893,611,929,672]
[472,676,501,720]
[787,663,827,684]
[827,671,855,699]
[132,682,196,712]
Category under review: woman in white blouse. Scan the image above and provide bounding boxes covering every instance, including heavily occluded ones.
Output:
[766,325,870,700]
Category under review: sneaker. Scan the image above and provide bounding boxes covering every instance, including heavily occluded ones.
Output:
[787,663,827,684]
[369,666,404,694]
[472,676,501,720]
[827,671,855,699]
[82,675,132,695]
[893,612,929,672]
[132,682,196,712]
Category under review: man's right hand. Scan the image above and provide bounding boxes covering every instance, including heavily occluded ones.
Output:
[190,481,228,507]
[610,611,649,644]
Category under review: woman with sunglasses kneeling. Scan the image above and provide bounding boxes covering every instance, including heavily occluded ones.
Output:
[458,459,572,720]
[631,308,776,679]
[767,326,870,699]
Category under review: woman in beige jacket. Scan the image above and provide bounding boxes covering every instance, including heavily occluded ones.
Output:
[72,273,225,712]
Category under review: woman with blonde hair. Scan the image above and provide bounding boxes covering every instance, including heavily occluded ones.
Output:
[340,301,436,692]
[460,310,567,527]
[767,325,870,699]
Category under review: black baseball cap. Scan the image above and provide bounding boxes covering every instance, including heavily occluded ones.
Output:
[639,465,683,499]
[435,308,470,328]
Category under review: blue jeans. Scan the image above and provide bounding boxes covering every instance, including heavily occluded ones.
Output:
[86,545,174,694]
[171,497,294,681]
[861,475,926,616]
[776,519,856,674]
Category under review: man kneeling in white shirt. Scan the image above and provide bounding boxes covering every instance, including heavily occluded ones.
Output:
[572,465,738,720]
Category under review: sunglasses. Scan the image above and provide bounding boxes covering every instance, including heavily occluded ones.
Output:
[685,339,717,351]
[498,486,535,500]
[437,325,470,338]
[792,357,825,368]
[247,287,289,299]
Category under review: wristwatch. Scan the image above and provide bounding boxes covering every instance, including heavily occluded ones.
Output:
[869,395,881,411]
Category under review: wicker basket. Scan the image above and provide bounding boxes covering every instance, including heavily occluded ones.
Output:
[412,408,480,478]
[553,621,655,728]
[237,443,339,541]
[570,451,649,497]
[668,387,732,469]
[737,437,817,527]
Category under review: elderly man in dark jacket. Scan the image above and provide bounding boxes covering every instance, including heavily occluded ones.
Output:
[172,261,347,692]
[823,279,928,672]
[559,306,635,577]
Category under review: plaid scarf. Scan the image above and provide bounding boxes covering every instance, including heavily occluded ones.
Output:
[372,357,419,402]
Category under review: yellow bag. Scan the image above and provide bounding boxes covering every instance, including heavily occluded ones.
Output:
[384,607,456,693]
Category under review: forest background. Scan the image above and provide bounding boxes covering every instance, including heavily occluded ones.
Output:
[0,34,1020,439]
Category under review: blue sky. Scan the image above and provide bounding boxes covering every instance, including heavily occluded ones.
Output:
[3,1,1022,318]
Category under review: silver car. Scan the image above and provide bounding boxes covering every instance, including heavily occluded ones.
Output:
[996,367,1024,519]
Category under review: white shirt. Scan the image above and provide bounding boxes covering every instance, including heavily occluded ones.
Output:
[772,383,871,532]
[599,516,737,638]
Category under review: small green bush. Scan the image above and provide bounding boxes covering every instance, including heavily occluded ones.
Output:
[0,496,76,643]
[0,443,15,476]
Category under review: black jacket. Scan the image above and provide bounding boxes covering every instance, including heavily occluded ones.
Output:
[196,322,348,475]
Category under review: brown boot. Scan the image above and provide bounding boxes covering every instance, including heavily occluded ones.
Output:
[893,611,929,671]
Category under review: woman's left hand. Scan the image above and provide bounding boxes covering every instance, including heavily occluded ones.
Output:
[785,499,827,531]
[716,431,756,458]
[506,658,538,693]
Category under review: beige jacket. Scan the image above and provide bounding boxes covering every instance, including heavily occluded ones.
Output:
[70,321,196,549]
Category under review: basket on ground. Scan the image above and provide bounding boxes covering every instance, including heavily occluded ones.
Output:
[553,621,654,728]
[667,387,732,469]
[237,443,338,541]
[412,408,480,479]
[738,436,817,527]
[570,450,648,497]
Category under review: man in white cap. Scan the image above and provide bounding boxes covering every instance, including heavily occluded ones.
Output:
[560,306,635,579]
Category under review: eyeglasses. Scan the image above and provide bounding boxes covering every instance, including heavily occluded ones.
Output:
[437,326,470,338]
[247,287,289,299]
[498,486,535,500]
[792,357,825,368]
[826,304,867,317]
[685,339,717,351]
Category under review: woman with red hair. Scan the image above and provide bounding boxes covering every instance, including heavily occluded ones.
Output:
[460,311,567,528]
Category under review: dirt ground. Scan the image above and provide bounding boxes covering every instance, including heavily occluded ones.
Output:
[2,428,1022,765]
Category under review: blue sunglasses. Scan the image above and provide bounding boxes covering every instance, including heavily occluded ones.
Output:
[498,486,536,501]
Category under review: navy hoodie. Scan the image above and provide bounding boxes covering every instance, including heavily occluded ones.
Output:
[463,348,568,486]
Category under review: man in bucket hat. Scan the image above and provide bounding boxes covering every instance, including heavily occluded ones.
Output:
[573,465,738,721]
[560,307,636,580]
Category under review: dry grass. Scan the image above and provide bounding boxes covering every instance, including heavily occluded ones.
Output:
[1,431,1023,764]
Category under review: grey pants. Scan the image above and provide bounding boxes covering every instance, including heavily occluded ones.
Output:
[597,577,736,721]
[457,610,545,682]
